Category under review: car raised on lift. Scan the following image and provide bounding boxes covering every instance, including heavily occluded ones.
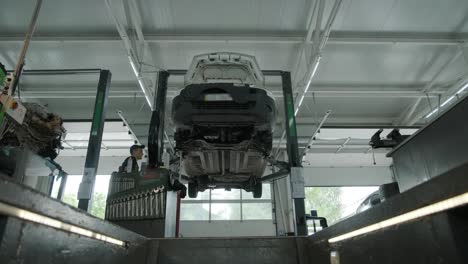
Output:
[172,52,276,198]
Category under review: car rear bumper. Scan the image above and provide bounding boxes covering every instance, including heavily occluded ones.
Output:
[172,83,276,130]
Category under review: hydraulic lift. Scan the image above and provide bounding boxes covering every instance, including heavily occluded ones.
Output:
[164,69,309,236]
[103,68,308,237]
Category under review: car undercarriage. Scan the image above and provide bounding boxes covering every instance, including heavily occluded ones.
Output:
[171,53,276,198]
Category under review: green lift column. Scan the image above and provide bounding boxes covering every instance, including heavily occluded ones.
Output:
[148,71,170,168]
[0,63,7,127]
[281,71,308,236]
[78,70,112,211]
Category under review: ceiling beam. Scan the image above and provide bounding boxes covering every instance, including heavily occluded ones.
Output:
[294,0,343,116]
[104,0,156,109]
[394,46,465,125]
[1,32,467,46]
[406,77,468,125]
[290,0,319,83]
[20,86,445,99]
[62,137,376,147]
[60,117,419,129]
[275,0,342,158]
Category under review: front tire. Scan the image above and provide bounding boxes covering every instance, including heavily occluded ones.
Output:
[188,181,198,198]
[253,182,262,198]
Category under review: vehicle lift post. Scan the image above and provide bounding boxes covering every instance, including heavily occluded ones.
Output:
[148,71,182,237]
[279,71,307,236]
[148,71,169,168]
[77,70,112,211]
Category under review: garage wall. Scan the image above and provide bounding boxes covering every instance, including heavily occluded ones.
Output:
[302,152,395,186]
[180,220,276,238]
[302,167,394,186]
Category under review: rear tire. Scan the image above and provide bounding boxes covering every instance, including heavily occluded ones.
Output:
[253,182,262,198]
[188,181,198,198]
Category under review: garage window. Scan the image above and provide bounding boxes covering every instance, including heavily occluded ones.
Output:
[181,184,273,221]
[51,174,110,219]
[304,186,379,230]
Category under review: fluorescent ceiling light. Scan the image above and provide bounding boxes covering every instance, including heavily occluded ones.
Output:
[456,83,468,95]
[328,191,468,243]
[128,55,139,77]
[295,56,321,116]
[304,57,321,94]
[0,201,127,247]
[425,108,439,119]
[295,95,306,116]
[426,82,468,119]
[137,78,153,108]
[129,55,154,110]
[440,95,455,107]
[425,95,456,119]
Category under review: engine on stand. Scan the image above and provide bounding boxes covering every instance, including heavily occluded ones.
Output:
[0,102,65,160]
[0,63,66,160]
[0,64,67,189]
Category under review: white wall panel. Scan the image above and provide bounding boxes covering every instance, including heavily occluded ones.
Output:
[179,220,275,238]
[303,166,394,186]
[55,156,127,175]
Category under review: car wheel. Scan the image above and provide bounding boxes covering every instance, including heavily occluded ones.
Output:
[253,182,262,198]
[188,181,198,198]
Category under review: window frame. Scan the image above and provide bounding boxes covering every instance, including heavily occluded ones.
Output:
[304,186,380,228]
[181,184,274,222]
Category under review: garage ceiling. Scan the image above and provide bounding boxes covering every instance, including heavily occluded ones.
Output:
[1,0,468,158]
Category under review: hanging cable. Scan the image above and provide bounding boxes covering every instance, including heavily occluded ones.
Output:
[372,149,377,165]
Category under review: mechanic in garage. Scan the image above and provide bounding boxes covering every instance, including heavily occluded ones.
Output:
[120,144,145,173]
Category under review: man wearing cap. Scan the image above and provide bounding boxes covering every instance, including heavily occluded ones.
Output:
[120,144,145,173]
